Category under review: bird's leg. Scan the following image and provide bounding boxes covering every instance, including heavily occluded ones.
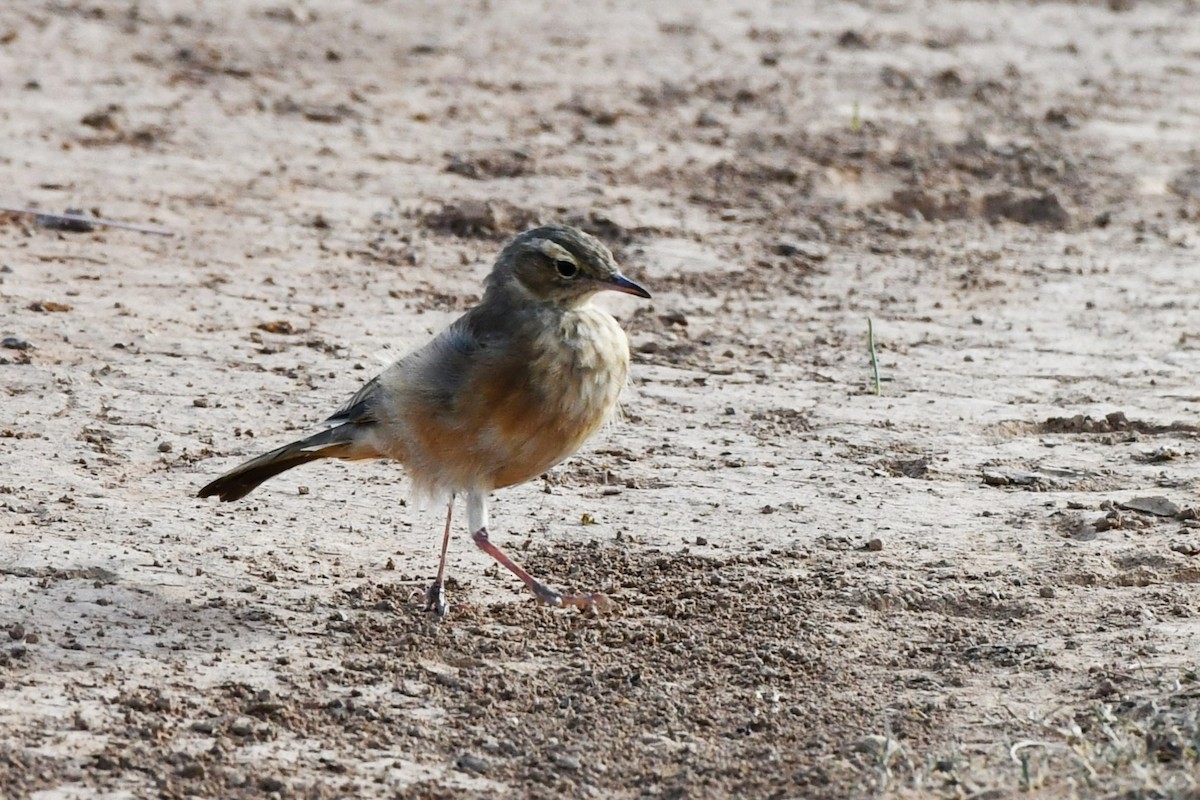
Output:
[424,496,454,616]
[466,493,611,612]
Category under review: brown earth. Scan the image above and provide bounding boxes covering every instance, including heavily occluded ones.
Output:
[2,1,1200,798]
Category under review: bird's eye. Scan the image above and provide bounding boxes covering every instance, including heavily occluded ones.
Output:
[554,259,579,278]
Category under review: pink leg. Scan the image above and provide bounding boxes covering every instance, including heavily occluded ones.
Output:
[424,499,454,616]
[471,527,611,612]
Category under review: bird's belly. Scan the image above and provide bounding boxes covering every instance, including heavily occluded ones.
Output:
[481,310,628,487]
[485,360,624,489]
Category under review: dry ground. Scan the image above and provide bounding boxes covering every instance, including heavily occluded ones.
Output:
[2,1,1200,798]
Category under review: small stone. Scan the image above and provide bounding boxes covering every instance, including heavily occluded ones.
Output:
[552,753,582,772]
[1119,496,1180,518]
[8,624,24,641]
[258,777,285,793]
[1039,586,1056,599]
[774,240,829,260]
[298,485,310,495]
[24,632,38,644]
[81,106,121,130]
[230,717,255,737]
[193,398,209,408]
[157,441,172,453]
[695,535,708,546]
[455,753,490,774]
[1,337,31,350]
[867,538,884,552]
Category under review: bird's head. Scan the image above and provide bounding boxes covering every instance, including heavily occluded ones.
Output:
[487,225,651,308]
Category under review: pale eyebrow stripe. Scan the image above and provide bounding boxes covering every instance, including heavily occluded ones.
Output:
[536,239,577,263]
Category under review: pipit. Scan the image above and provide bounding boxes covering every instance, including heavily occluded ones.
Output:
[198,225,650,615]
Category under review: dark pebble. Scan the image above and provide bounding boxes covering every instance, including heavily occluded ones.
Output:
[456,753,490,774]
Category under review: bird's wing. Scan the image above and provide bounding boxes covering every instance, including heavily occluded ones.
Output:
[408,307,505,410]
[321,305,510,428]
[323,375,382,426]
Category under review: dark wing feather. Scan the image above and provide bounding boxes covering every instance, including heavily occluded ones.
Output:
[384,306,498,407]
[325,303,513,426]
[324,375,382,426]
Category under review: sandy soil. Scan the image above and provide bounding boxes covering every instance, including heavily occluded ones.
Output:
[2,1,1200,797]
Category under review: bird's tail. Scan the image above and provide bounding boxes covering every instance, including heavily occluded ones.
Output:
[197,424,371,502]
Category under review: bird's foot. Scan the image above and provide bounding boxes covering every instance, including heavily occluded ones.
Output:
[530,581,613,613]
[423,579,450,617]
[471,526,613,613]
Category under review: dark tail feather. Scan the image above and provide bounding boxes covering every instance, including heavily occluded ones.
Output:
[197,425,364,502]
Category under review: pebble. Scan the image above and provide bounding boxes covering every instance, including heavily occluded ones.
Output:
[867,538,884,552]
[1,336,31,350]
[774,241,830,260]
[230,718,255,737]
[1118,496,1180,518]
[455,753,490,774]
[1039,586,1056,599]
[552,753,582,772]
[8,624,24,641]
[258,777,285,793]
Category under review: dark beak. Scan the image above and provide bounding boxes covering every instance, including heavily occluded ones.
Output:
[606,272,651,299]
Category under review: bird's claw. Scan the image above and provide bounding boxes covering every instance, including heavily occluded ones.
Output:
[424,580,449,617]
[531,582,613,613]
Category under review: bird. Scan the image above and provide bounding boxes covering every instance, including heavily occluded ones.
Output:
[197,224,650,616]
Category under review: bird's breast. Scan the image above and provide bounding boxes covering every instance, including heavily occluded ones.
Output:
[532,308,629,420]
[388,305,631,496]
[480,307,628,489]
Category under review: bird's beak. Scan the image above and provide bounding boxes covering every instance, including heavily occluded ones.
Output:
[605,273,651,299]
